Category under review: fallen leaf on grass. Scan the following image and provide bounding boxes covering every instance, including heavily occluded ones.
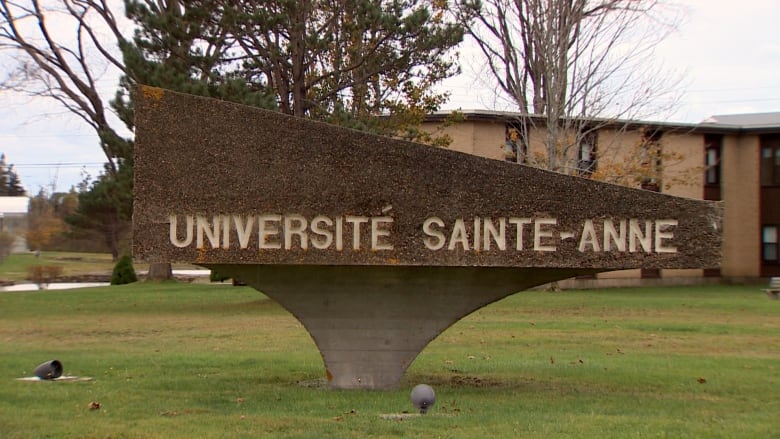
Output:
[697,377,707,384]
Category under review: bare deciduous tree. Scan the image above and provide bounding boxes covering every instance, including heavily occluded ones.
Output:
[1,1,169,271]
[0,0,130,175]
[456,0,683,176]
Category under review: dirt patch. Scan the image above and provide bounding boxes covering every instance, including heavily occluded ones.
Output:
[448,375,503,388]
[51,274,112,283]
[409,374,510,388]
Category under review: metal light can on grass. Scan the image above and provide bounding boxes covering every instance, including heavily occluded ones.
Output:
[411,384,436,414]
[34,360,63,380]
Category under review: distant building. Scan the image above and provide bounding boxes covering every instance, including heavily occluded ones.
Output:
[0,196,29,253]
[423,111,780,284]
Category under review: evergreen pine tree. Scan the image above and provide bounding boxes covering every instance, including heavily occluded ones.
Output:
[111,254,138,285]
[0,154,26,196]
[112,0,276,130]
[6,164,25,196]
[104,0,277,278]
[0,154,9,196]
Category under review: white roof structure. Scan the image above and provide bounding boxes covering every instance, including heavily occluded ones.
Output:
[701,112,780,129]
[0,196,29,215]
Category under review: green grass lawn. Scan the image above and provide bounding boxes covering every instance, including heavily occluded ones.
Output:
[0,282,777,438]
[0,251,116,282]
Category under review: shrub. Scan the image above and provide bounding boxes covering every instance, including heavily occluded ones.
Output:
[210,270,229,283]
[0,231,15,263]
[111,255,138,285]
[26,265,64,289]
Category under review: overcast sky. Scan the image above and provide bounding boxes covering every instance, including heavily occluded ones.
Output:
[1,0,779,194]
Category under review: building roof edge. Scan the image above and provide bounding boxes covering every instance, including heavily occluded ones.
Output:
[426,109,780,134]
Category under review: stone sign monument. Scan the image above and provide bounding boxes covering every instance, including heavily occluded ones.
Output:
[133,86,722,389]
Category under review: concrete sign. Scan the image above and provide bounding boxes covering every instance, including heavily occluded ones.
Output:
[134,86,722,389]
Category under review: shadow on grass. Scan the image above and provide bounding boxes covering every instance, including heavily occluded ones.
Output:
[178,298,286,315]
[400,371,594,394]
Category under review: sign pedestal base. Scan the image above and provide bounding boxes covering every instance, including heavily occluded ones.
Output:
[210,265,591,389]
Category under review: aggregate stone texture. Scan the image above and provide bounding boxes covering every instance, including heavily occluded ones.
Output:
[133,86,722,270]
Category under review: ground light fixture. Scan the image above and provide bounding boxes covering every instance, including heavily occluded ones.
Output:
[411,384,436,414]
[34,360,63,380]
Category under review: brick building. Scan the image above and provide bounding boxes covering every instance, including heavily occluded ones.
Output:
[424,111,780,284]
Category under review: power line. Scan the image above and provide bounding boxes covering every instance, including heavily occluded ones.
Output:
[0,134,97,139]
[684,85,780,94]
[11,162,105,168]
[684,97,780,105]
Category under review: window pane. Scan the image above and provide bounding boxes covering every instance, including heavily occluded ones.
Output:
[762,148,775,185]
[763,226,778,243]
[504,140,517,162]
[580,143,592,161]
[706,167,717,185]
[704,146,720,185]
[775,149,780,185]
[705,149,718,184]
[577,134,597,174]
[706,149,717,166]
[764,244,778,261]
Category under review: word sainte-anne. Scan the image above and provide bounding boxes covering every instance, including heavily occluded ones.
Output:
[168,214,679,254]
[421,216,677,253]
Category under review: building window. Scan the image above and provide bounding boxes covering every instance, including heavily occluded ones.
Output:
[640,129,663,192]
[704,135,721,185]
[577,131,597,176]
[505,126,527,164]
[763,225,779,262]
[761,137,780,186]
[703,134,722,201]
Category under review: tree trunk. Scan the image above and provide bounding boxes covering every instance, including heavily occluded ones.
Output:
[147,262,173,280]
